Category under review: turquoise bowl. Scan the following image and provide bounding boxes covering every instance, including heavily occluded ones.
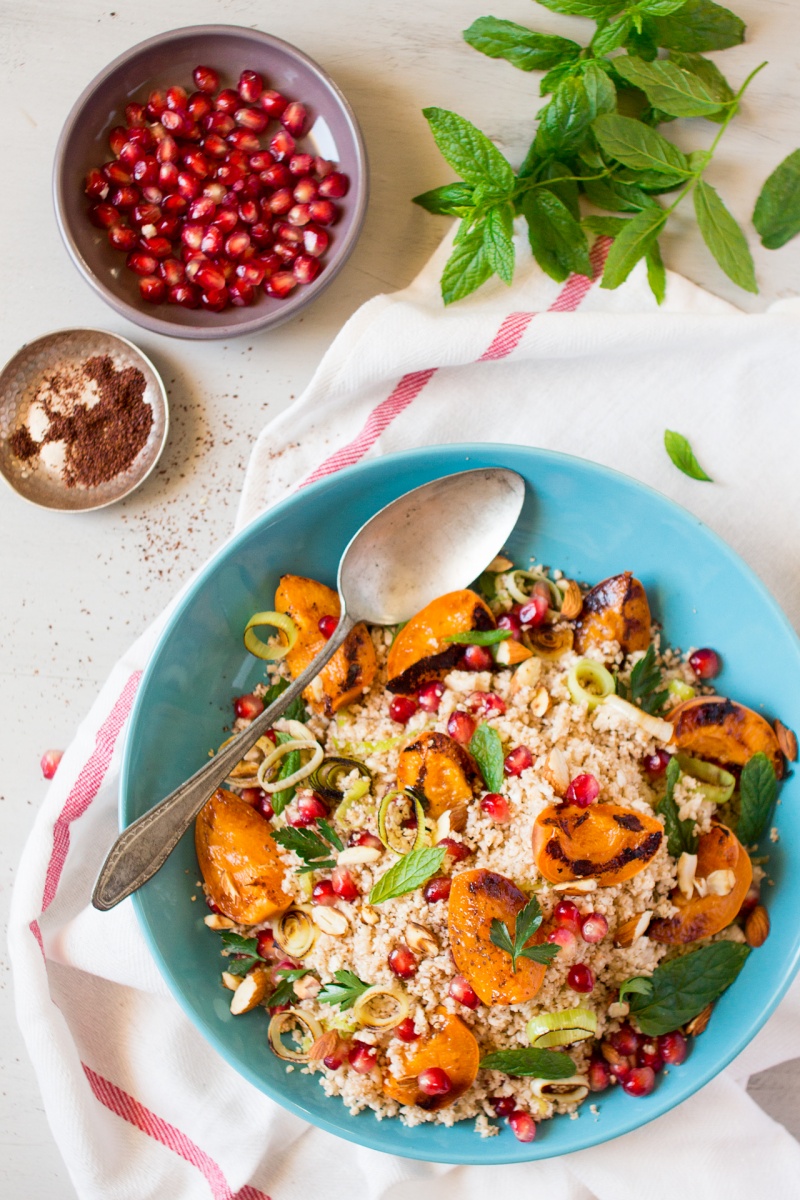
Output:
[121,444,800,1164]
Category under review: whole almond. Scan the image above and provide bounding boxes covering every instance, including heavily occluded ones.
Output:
[543,747,570,797]
[684,1003,712,1037]
[560,580,583,620]
[774,718,798,762]
[613,910,652,947]
[745,904,770,948]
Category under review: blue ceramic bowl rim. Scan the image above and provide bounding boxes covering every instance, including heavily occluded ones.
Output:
[121,443,800,1164]
[52,24,369,341]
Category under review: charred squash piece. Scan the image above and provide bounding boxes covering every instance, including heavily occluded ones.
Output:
[669,696,783,778]
[448,869,548,1005]
[195,788,293,925]
[574,572,651,657]
[649,825,752,944]
[383,1009,479,1110]
[532,803,663,886]
[275,575,377,717]
[396,730,481,820]
[386,589,495,695]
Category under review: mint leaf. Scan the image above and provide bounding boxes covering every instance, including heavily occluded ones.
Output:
[479,1047,576,1078]
[534,76,594,161]
[612,55,726,119]
[581,60,617,117]
[483,202,515,285]
[664,429,713,481]
[534,0,621,16]
[412,182,475,216]
[644,0,745,53]
[539,60,582,100]
[263,676,308,724]
[271,731,302,815]
[469,722,505,791]
[636,0,691,13]
[656,755,699,858]
[523,188,593,284]
[422,107,514,192]
[694,180,758,294]
[592,15,634,56]
[269,968,314,1008]
[445,629,511,646]
[369,846,447,904]
[463,17,581,72]
[582,176,657,213]
[540,160,581,219]
[317,969,371,1010]
[592,114,691,179]
[629,942,750,1035]
[671,51,735,117]
[753,149,800,250]
[584,216,628,237]
[646,238,667,304]
[736,752,778,845]
[601,207,667,289]
[619,976,653,1003]
[441,223,493,305]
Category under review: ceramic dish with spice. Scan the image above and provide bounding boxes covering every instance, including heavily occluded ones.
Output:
[119,444,800,1164]
[0,329,168,512]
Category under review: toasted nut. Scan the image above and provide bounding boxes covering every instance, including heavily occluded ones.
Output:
[308,1029,340,1061]
[447,800,468,833]
[294,974,322,1000]
[230,966,269,1014]
[312,906,349,936]
[337,845,382,866]
[221,971,242,991]
[495,639,533,666]
[774,719,798,762]
[677,852,698,901]
[360,906,380,925]
[607,1001,630,1019]
[705,869,736,897]
[530,686,551,718]
[614,910,652,947]
[745,904,770,948]
[508,655,542,695]
[543,747,570,797]
[559,580,583,621]
[434,811,451,842]
[204,913,235,930]
[487,554,514,573]
[405,921,439,956]
[685,1003,712,1037]
[552,878,598,894]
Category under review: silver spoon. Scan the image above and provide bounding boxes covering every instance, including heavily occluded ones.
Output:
[92,466,525,911]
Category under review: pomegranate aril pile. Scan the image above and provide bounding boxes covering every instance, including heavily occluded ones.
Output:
[84,65,348,312]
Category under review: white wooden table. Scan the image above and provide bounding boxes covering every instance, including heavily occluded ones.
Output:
[2,1,799,1194]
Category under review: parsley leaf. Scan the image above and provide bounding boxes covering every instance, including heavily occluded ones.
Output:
[268,967,314,1008]
[317,818,344,853]
[735,752,778,845]
[220,931,267,977]
[444,629,511,646]
[664,429,714,482]
[490,895,560,972]
[317,969,371,1010]
[628,941,750,1035]
[624,644,669,715]
[271,826,339,873]
[469,722,505,792]
[479,1046,576,1078]
[369,846,447,904]
[656,755,699,858]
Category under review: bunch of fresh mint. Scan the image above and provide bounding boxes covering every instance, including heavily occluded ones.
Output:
[415,0,800,304]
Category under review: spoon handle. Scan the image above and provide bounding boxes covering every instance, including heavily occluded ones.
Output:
[91,612,356,911]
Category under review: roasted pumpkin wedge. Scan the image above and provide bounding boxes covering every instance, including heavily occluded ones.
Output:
[386,589,495,694]
[574,572,651,657]
[274,575,377,716]
[649,824,752,944]
[396,730,481,820]
[669,696,783,777]
[383,1010,480,1110]
[195,788,293,924]
[448,869,548,1005]
[532,802,663,886]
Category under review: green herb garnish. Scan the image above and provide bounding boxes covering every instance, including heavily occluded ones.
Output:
[268,967,314,1008]
[618,976,653,1004]
[270,730,302,816]
[733,751,777,845]
[617,643,669,714]
[468,722,505,791]
[664,430,714,482]
[656,755,698,858]
[489,895,561,972]
[368,846,447,904]
[317,969,372,1010]
[625,941,750,1036]
[753,148,800,249]
[263,675,308,724]
[271,825,341,874]
[444,629,512,646]
[220,931,268,977]
[479,1046,576,1078]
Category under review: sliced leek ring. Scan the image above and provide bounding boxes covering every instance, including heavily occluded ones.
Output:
[668,679,696,702]
[603,693,673,743]
[268,1008,323,1062]
[526,1007,598,1048]
[256,738,324,793]
[500,568,562,610]
[566,660,615,710]
[244,611,298,661]
[531,1075,589,1104]
[334,777,372,828]
[274,906,317,958]
[377,788,427,855]
[353,984,410,1030]
[675,753,735,804]
[309,756,373,801]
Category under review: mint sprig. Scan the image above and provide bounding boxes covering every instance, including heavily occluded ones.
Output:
[489,895,561,972]
[468,722,505,791]
[479,1046,576,1077]
[664,430,714,481]
[617,643,669,714]
[656,755,699,858]
[733,752,777,845]
[626,941,750,1035]
[368,846,447,904]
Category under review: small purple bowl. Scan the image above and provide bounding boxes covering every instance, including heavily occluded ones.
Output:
[53,25,368,340]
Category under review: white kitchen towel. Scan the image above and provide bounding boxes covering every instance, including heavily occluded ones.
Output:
[9,225,800,1200]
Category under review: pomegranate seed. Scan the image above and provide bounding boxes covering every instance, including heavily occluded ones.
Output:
[132,202,161,227]
[497,612,522,639]
[40,750,63,780]
[281,101,308,137]
[265,270,297,298]
[293,177,318,204]
[250,222,273,247]
[349,1041,378,1074]
[118,141,144,169]
[190,195,217,221]
[389,945,418,979]
[185,256,208,284]
[168,283,200,307]
[297,792,328,823]
[201,287,229,312]
[195,263,226,291]
[312,879,338,906]
[622,1066,656,1097]
[140,273,167,303]
[103,161,132,185]
[146,89,167,119]
[85,168,110,199]
[504,746,533,776]
[240,785,264,807]
[317,614,338,639]
[227,128,260,154]
[288,153,314,178]
[308,199,338,225]
[141,235,172,259]
[183,149,212,178]
[126,251,158,277]
[270,128,296,161]
[554,899,581,929]
[466,690,506,717]
[489,1095,516,1117]
[255,793,275,820]
[156,135,180,164]
[193,65,220,94]
[689,647,721,679]
[248,151,274,172]
[739,884,760,918]
[204,110,236,136]
[565,773,600,807]
[395,1017,418,1042]
[200,225,224,255]
[642,748,671,776]
[331,866,359,901]
[259,89,288,117]
[273,219,303,244]
[177,171,201,199]
[205,894,221,913]
[508,1111,537,1143]
[423,876,451,903]
[461,644,492,672]
[215,87,240,113]
[610,1024,640,1057]
[449,975,480,1009]
[287,203,311,227]
[519,594,549,627]
[446,710,476,745]
[588,1057,611,1092]
[638,1042,664,1072]
[567,963,595,993]
[602,1043,632,1081]
[233,693,264,720]
[202,133,228,160]
[417,1067,451,1097]
[235,261,264,287]
[318,171,349,198]
[658,1030,688,1065]
[238,69,264,102]
[125,101,147,126]
[323,1052,344,1070]
[110,185,138,210]
[293,254,321,285]
[255,929,274,959]
[438,837,471,864]
[239,199,260,224]
[107,224,137,251]
[214,208,239,234]
[165,85,188,111]
[261,164,292,190]
[389,695,418,724]
[546,925,576,951]
[267,187,292,215]
[580,912,609,944]
[188,92,213,121]
[160,109,188,135]
[234,106,268,133]
[481,793,510,822]
[348,830,383,850]
[273,242,298,264]
[229,280,255,306]
[418,680,445,712]
[108,125,128,155]
[159,163,181,191]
